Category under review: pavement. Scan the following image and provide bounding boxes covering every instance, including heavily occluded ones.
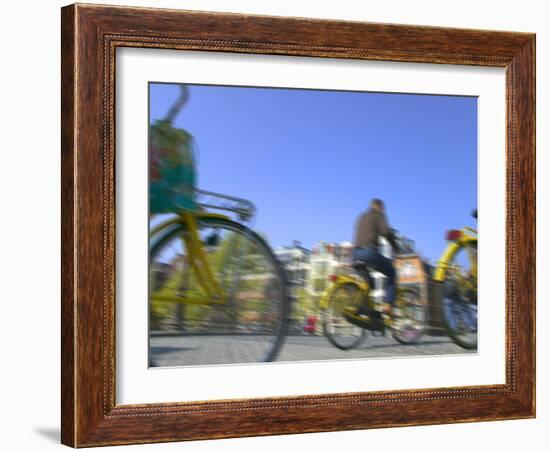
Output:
[149,332,476,367]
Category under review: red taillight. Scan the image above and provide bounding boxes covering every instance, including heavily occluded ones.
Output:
[445,229,462,241]
[329,274,338,282]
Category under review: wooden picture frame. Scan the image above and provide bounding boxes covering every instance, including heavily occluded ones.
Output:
[61,3,535,447]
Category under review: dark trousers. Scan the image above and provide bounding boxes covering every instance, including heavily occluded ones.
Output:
[352,246,396,305]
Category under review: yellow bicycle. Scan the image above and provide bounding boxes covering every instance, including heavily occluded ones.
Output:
[320,266,427,351]
[149,84,289,364]
[433,210,478,349]
[149,190,290,364]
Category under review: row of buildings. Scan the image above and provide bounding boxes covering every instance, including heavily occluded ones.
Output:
[150,230,444,334]
[274,233,416,297]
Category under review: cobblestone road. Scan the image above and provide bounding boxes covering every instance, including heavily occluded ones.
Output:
[150,333,475,367]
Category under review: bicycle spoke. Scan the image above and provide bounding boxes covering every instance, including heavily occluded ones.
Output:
[440,242,478,349]
[149,217,288,365]
[391,289,426,344]
[323,283,366,350]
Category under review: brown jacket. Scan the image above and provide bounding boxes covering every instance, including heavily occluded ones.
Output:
[353,208,396,250]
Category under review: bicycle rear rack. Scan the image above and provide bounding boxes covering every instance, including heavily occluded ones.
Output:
[195,188,256,222]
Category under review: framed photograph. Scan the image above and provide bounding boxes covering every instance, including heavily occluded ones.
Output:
[61,3,535,447]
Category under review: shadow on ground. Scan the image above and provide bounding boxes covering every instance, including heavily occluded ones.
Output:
[34,427,59,443]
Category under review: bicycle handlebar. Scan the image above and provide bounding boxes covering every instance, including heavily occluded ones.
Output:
[163,85,190,124]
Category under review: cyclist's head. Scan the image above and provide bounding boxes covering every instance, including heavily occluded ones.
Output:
[370,198,385,211]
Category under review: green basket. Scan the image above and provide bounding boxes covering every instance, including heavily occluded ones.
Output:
[149,119,197,214]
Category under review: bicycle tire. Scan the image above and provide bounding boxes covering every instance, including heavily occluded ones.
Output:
[323,282,367,350]
[149,216,290,364]
[435,242,478,350]
[435,281,478,350]
[391,287,426,345]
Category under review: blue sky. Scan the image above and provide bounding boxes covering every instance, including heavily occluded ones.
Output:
[149,83,477,263]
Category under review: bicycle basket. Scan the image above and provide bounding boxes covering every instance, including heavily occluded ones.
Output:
[149,119,197,214]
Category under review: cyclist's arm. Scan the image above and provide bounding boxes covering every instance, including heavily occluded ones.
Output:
[378,214,398,252]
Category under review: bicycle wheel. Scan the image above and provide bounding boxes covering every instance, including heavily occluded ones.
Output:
[437,242,478,350]
[323,282,367,350]
[149,216,289,365]
[391,287,426,345]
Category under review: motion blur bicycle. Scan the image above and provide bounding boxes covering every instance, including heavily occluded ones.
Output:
[149,85,289,364]
[320,252,427,351]
[433,210,478,349]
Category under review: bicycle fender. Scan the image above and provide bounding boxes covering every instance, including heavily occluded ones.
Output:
[433,237,477,282]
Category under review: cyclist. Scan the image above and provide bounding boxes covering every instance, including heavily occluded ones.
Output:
[347,198,398,324]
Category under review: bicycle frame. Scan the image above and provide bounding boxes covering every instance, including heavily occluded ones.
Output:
[150,211,234,306]
[433,227,477,283]
[321,271,426,338]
